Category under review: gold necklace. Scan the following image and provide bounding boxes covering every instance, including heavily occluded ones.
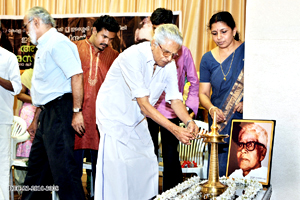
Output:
[85,39,100,86]
[220,50,235,81]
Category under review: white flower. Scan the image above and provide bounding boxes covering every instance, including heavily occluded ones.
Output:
[154,176,262,200]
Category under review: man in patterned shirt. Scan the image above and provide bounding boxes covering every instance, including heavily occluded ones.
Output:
[73,15,119,198]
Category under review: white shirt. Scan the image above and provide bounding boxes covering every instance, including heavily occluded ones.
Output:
[229,166,268,182]
[0,47,22,124]
[31,28,82,106]
[96,41,182,144]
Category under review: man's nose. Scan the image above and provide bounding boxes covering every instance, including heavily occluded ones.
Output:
[241,147,248,153]
[104,38,109,44]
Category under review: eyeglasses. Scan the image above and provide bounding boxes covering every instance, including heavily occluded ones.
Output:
[158,43,179,59]
[23,19,33,29]
[237,141,266,151]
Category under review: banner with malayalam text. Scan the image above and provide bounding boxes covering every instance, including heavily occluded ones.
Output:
[0,12,181,70]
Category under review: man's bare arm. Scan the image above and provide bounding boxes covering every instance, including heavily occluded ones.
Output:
[137,96,196,144]
[0,77,14,92]
[71,73,85,135]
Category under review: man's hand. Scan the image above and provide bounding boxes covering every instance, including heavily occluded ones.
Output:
[72,112,85,136]
[28,107,41,142]
[28,120,38,142]
[186,120,199,138]
[172,124,198,145]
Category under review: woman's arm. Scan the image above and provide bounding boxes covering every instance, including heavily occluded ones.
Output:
[199,82,225,123]
[16,84,32,103]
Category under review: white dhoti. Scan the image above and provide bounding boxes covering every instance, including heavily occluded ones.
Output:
[0,125,11,200]
[95,123,158,200]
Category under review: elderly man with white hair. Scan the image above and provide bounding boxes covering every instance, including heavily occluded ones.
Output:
[230,123,268,182]
[95,24,199,200]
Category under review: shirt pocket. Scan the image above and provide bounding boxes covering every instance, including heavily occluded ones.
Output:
[33,57,47,81]
[149,82,166,105]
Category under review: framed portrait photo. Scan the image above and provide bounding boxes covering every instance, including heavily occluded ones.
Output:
[226,119,276,186]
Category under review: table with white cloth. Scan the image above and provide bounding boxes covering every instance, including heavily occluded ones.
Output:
[154,176,272,200]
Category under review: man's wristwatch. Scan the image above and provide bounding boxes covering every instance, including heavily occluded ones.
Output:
[186,119,194,127]
[73,108,82,113]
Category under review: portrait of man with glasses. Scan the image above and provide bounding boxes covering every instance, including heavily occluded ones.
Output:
[227,121,274,184]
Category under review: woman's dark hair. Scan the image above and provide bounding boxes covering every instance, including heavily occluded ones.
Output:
[93,15,120,33]
[208,11,239,41]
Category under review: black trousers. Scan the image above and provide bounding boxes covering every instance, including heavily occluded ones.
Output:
[21,94,85,200]
[147,117,183,191]
[74,149,98,196]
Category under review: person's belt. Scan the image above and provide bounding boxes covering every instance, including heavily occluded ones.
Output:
[40,93,72,110]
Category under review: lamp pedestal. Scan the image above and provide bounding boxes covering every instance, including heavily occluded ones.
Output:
[198,111,229,198]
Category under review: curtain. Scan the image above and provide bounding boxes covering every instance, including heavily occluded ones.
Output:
[0,0,246,70]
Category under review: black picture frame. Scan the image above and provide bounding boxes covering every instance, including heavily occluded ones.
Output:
[226,119,276,186]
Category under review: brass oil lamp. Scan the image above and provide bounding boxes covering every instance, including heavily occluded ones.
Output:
[198,111,229,198]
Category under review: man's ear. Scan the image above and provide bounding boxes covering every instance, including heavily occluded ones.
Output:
[33,18,40,28]
[150,39,156,50]
[92,27,97,35]
[260,147,267,161]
